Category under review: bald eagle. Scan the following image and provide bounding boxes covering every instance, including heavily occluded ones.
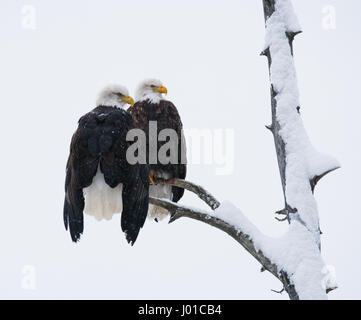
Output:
[129,79,187,220]
[64,85,149,245]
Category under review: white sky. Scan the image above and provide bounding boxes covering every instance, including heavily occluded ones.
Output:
[0,0,360,299]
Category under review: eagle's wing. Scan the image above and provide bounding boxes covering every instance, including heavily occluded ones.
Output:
[121,162,149,245]
[172,129,187,203]
[63,122,98,242]
[160,100,187,203]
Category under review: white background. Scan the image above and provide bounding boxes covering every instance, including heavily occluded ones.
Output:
[0,0,360,299]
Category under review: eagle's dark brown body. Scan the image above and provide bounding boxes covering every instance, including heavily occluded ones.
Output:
[129,99,186,203]
[64,105,149,244]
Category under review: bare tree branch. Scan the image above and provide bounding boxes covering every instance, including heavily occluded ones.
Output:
[310,169,339,193]
[153,177,220,210]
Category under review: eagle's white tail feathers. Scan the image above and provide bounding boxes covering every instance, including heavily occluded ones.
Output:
[148,172,172,221]
[83,168,123,221]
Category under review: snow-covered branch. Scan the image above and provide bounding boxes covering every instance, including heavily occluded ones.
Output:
[260,0,339,298]
[151,177,336,300]
[261,0,340,244]
[149,194,298,299]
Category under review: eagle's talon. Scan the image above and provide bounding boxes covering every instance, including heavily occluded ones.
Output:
[149,173,157,185]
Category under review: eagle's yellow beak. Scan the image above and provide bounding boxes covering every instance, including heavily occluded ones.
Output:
[122,95,135,107]
[156,85,168,95]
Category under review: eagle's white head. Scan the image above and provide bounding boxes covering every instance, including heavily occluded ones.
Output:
[96,84,135,108]
[135,79,168,104]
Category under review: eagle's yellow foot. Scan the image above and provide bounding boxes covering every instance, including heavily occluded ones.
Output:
[149,173,157,185]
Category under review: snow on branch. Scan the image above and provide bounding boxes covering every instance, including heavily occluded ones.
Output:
[262,0,340,245]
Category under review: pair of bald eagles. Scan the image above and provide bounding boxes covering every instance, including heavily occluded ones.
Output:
[64,79,186,245]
